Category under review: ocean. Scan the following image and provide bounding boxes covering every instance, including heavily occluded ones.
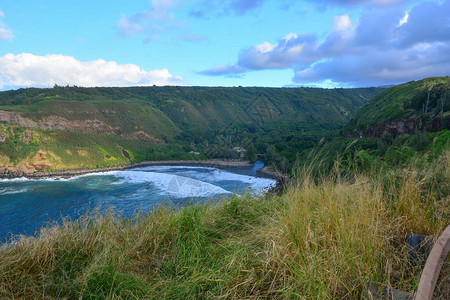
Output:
[0,162,276,242]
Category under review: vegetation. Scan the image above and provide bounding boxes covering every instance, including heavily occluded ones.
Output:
[0,78,448,173]
[0,125,203,171]
[296,129,449,177]
[344,77,449,135]
[0,85,381,171]
[0,78,449,298]
[261,77,450,175]
[0,144,448,299]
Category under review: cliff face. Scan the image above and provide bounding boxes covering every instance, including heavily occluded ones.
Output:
[348,115,448,138]
[0,110,115,135]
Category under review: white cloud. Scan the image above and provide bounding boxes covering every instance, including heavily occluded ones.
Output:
[284,33,298,41]
[0,10,13,41]
[255,41,277,53]
[200,0,450,86]
[294,44,450,86]
[398,11,408,26]
[333,15,353,32]
[0,53,185,89]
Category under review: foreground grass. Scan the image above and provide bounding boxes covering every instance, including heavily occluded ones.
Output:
[0,153,448,299]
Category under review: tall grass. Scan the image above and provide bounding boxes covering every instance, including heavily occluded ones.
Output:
[0,151,448,299]
[276,150,449,298]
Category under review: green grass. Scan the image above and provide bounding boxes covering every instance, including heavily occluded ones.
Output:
[0,149,448,299]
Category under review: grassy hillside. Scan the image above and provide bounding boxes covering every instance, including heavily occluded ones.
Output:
[344,77,449,136]
[0,85,381,171]
[0,126,166,171]
[0,85,381,136]
[295,77,449,177]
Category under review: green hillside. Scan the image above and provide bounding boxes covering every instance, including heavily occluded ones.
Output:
[344,77,449,136]
[0,85,381,172]
[310,77,450,175]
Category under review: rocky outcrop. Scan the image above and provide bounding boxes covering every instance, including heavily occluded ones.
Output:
[0,110,115,135]
[0,110,166,142]
[38,116,116,134]
[257,166,289,182]
[0,110,34,127]
[130,131,163,143]
[0,160,255,179]
[348,115,448,138]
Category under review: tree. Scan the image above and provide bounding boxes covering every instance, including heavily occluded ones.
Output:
[244,140,257,162]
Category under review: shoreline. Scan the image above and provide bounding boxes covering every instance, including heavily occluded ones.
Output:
[0,160,286,181]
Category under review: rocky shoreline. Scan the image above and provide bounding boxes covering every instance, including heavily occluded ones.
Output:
[256,166,289,181]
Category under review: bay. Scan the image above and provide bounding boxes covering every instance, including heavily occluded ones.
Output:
[0,162,275,242]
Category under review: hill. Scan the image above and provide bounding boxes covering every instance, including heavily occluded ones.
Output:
[0,85,381,172]
[310,77,450,175]
[344,77,449,137]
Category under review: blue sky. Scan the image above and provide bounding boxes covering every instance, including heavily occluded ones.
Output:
[0,0,449,90]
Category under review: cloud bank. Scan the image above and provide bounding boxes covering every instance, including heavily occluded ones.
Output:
[0,53,185,89]
[199,0,450,86]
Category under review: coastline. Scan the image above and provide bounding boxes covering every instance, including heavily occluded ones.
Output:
[0,159,284,181]
[256,166,289,182]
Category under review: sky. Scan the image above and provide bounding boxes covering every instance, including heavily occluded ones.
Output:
[0,0,449,90]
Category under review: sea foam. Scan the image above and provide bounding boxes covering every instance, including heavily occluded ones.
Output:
[111,170,232,198]
[0,187,28,195]
[135,166,277,195]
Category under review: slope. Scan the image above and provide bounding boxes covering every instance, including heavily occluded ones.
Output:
[0,85,382,171]
[344,77,449,137]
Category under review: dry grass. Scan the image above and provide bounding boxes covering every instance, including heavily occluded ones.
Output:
[271,151,449,299]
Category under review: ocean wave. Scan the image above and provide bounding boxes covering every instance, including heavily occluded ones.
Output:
[126,166,276,195]
[158,168,275,193]
[0,177,30,183]
[0,187,28,195]
[203,169,276,194]
[0,171,118,183]
[132,165,217,172]
[111,170,232,198]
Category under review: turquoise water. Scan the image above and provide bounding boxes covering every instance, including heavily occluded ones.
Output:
[0,163,275,242]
